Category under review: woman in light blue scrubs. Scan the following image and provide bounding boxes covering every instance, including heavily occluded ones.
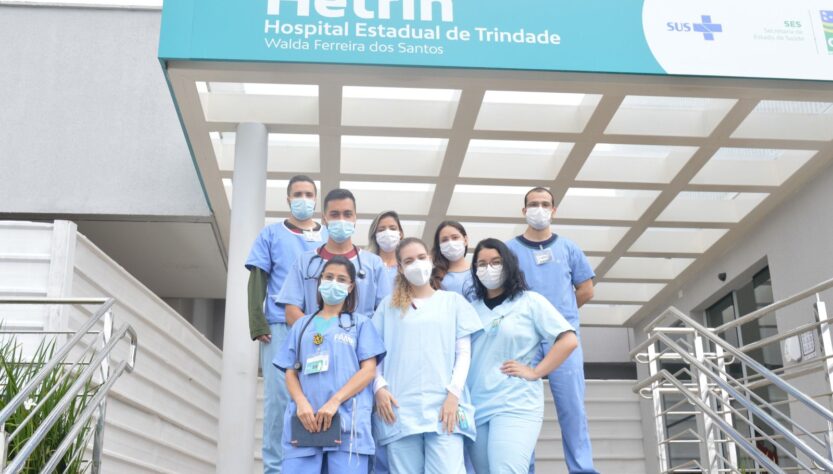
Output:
[274,256,386,473]
[367,210,404,292]
[466,238,579,474]
[430,221,475,301]
[372,238,483,474]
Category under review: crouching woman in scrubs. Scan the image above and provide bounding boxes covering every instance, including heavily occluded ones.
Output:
[274,256,386,473]
[466,238,579,474]
[372,237,483,474]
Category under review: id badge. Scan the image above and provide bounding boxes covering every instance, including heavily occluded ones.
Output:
[534,248,553,265]
[304,353,330,375]
[303,230,322,242]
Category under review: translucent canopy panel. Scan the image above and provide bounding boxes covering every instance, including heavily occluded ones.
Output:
[732,100,833,141]
[606,96,737,137]
[691,148,817,187]
[210,132,320,173]
[459,222,628,253]
[593,282,666,303]
[579,304,641,325]
[629,227,728,254]
[606,257,695,280]
[340,181,435,215]
[224,179,323,212]
[199,82,318,124]
[341,86,461,129]
[658,192,768,223]
[474,91,602,133]
[586,256,605,270]
[576,143,697,184]
[558,188,661,221]
[353,219,426,247]
[447,185,528,217]
[459,140,574,180]
[340,136,447,177]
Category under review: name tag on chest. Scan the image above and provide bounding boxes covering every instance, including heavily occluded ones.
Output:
[534,248,553,265]
[304,353,330,375]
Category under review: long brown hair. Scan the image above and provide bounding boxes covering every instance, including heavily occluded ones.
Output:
[366,210,404,255]
[430,221,468,290]
[391,237,429,312]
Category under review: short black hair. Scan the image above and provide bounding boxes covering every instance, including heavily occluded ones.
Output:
[323,188,356,211]
[524,187,554,207]
[470,238,528,302]
[316,256,358,314]
[287,175,317,196]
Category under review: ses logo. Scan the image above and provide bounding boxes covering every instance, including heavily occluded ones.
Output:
[822,10,833,54]
[667,15,723,41]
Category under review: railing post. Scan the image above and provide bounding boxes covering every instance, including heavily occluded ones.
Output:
[91,309,113,474]
[1,424,6,471]
[714,344,739,470]
[815,295,833,462]
[693,333,719,473]
[648,339,670,472]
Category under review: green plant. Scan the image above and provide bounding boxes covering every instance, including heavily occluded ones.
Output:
[1,335,96,473]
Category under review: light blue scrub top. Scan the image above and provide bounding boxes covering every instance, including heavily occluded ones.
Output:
[274,313,386,458]
[505,235,594,328]
[468,291,575,425]
[276,248,392,319]
[371,291,483,445]
[382,265,398,295]
[245,221,327,324]
[440,270,475,302]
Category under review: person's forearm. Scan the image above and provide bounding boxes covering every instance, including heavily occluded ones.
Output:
[533,331,579,378]
[575,280,594,308]
[286,369,308,404]
[330,360,377,404]
[285,305,305,326]
[248,269,271,339]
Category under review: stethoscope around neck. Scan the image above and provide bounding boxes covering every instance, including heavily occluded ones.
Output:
[304,244,367,281]
[293,310,356,371]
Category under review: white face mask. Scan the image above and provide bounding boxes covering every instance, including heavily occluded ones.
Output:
[375,229,401,253]
[403,259,433,287]
[525,206,552,230]
[440,240,467,262]
[476,264,505,290]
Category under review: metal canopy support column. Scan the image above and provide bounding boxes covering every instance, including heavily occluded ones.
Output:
[216,122,268,473]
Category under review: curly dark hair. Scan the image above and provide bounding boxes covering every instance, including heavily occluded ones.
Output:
[470,238,528,302]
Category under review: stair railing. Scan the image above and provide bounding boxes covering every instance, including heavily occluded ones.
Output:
[0,297,138,473]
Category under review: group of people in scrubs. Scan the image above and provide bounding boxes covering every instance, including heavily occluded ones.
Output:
[246,175,599,474]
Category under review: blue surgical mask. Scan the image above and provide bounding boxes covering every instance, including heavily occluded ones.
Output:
[319,280,350,305]
[290,198,315,220]
[327,220,355,243]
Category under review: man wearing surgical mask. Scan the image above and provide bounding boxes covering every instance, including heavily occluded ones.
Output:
[278,188,391,326]
[245,175,328,473]
[505,186,598,474]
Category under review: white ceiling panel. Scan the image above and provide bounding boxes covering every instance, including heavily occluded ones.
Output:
[606,257,695,280]
[593,282,666,302]
[691,148,817,187]
[732,100,833,141]
[606,95,736,137]
[629,227,728,254]
[558,188,661,221]
[341,136,447,176]
[341,181,436,215]
[579,304,641,325]
[475,91,602,133]
[658,192,768,223]
[342,86,461,129]
[577,143,697,184]
[212,132,320,173]
[459,140,573,180]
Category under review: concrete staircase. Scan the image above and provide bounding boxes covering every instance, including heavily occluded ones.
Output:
[536,379,647,473]
[254,379,646,473]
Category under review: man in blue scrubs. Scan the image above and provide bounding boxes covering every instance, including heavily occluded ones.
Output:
[277,188,391,322]
[505,187,598,474]
[246,175,328,473]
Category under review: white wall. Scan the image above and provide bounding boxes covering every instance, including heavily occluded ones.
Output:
[0,221,222,472]
[0,5,209,218]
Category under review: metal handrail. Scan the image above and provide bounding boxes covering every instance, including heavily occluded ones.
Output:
[655,332,832,471]
[0,298,115,425]
[635,370,783,473]
[653,306,833,426]
[0,297,138,473]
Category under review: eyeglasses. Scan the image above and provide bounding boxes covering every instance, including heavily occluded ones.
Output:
[475,258,502,270]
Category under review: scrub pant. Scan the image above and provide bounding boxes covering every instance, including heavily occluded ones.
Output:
[468,415,542,474]
[261,322,290,473]
[283,450,369,474]
[543,342,598,474]
[386,432,465,474]
[372,442,389,474]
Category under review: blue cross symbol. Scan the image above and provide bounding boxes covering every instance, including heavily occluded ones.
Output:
[693,15,722,41]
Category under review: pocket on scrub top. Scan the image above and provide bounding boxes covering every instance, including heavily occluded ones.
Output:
[371,409,401,445]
